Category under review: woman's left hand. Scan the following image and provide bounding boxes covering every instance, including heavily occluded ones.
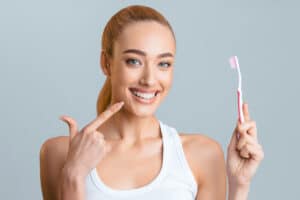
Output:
[226,103,264,187]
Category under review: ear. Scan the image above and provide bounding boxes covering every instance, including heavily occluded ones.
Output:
[100,50,111,77]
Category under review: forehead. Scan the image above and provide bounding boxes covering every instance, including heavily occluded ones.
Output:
[114,21,176,57]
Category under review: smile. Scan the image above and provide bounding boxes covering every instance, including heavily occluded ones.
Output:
[129,88,159,103]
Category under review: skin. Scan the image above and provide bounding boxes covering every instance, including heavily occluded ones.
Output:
[39,21,264,200]
[227,103,264,187]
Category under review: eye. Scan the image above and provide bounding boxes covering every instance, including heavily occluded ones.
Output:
[125,58,142,66]
[159,61,172,68]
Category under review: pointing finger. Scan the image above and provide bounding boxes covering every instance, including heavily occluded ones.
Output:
[82,101,124,133]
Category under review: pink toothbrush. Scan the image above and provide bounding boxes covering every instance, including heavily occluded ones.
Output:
[229,56,244,124]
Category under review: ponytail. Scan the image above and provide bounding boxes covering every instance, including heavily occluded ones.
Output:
[96,78,111,115]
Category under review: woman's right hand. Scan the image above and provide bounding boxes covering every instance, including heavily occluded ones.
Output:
[59,101,124,180]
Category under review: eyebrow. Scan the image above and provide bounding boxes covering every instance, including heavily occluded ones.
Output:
[122,49,174,58]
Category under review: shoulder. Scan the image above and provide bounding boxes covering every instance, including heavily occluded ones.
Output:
[178,132,226,186]
[178,132,224,162]
[40,136,69,167]
[39,136,69,200]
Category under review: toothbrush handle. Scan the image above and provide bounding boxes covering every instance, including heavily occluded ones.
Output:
[237,89,244,123]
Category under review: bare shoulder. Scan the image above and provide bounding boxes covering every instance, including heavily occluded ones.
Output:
[39,136,69,200]
[40,136,69,168]
[178,132,224,161]
[178,132,225,186]
[40,135,69,158]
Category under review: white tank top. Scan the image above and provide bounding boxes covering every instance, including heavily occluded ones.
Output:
[84,120,198,199]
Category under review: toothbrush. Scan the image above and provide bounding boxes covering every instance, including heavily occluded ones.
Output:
[229,56,244,124]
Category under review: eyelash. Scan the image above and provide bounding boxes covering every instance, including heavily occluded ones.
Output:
[125,58,172,68]
[159,62,171,68]
[126,58,141,66]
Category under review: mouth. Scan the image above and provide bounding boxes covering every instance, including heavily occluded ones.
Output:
[129,88,160,103]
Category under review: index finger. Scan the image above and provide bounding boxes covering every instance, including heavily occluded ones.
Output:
[81,101,124,132]
[243,102,251,121]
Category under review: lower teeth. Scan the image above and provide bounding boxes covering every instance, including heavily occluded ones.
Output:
[133,93,155,100]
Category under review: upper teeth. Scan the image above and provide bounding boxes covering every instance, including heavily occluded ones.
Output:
[131,90,156,99]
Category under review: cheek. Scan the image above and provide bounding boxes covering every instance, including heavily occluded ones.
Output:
[160,72,173,89]
[111,66,138,86]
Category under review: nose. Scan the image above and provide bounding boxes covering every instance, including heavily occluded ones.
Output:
[139,64,156,86]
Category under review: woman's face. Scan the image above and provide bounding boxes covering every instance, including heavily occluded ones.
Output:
[106,21,176,117]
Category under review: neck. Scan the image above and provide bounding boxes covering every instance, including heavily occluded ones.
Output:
[97,106,160,144]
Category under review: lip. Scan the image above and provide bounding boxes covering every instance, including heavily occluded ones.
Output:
[129,87,160,94]
[129,88,160,104]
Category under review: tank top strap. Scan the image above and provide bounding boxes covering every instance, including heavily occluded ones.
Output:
[160,122,198,196]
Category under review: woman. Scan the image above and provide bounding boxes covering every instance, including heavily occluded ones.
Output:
[39,5,264,200]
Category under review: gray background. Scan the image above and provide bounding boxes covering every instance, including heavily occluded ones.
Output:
[1,0,299,199]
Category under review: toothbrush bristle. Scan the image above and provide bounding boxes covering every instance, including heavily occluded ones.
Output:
[229,56,239,69]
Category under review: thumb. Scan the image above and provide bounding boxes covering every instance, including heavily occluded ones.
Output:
[59,115,78,141]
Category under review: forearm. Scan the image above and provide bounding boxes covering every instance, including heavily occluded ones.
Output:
[59,167,86,200]
[228,183,250,200]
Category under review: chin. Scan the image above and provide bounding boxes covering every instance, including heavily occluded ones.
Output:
[131,106,158,118]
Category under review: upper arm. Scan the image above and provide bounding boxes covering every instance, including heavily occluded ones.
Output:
[190,135,227,200]
[39,136,69,200]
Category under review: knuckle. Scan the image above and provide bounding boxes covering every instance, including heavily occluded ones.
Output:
[257,144,262,149]
[243,142,250,150]
[244,134,252,142]
[98,132,105,138]
[89,132,100,141]
[92,132,101,140]
[259,145,264,156]
[237,125,243,132]
[94,130,104,137]
[256,150,264,160]
[251,120,257,127]
[240,143,246,152]
[90,134,98,143]
[256,144,263,152]
[238,131,244,136]
[245,143,250,151]
[81,127,90,134]
[240,149,249,158]
[99,137,105,144]
[239,131,247,138]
